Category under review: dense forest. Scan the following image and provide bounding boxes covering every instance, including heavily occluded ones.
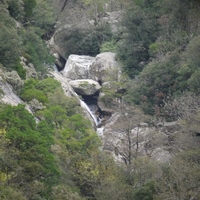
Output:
[0,0,200,199]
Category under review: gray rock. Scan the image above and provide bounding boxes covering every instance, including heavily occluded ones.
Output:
[69,79,101,96]
[4,71,24,92]
[61,55,95,80]
[20,56,38,79]
[89,52,119,83]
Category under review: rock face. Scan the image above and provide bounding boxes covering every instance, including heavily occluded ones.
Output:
[0,77,24,106]
[61,53,119,84]
[69,79,101,96]
[89,52,118,83]
[20,57,38,79]
[61,55,95,80]
[102,11,123,33]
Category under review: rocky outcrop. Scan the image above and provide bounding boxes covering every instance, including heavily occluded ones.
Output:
[100,112,172,163]
[0,77,24,106]
[20,57,38,79]
[3,71,24,92]
[89,52,119,83]
[61,55,95,80]
[69,79,101,96]
[102,11,123,33]
[61,52,119,84]
[0,74,33,114]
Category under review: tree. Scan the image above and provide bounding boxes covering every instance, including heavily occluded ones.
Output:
[0,105,59,199]
[21,27,54,74]
[125,53,180,115]
[22,0,36,19]
[117,1,159,77]
[47,88,80,116]
[109,106,150,165]
[7,0,25,21]
[35,77,61,95]
[31,0,55,37]
[0,8,22,70]
[155,157,200,200]
[51,185,84,200]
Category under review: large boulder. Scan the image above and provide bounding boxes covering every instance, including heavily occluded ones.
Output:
[69,79,101,96]
[61,55,95,80]
[89,52,119,83]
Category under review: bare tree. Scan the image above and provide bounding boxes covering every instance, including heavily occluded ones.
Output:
[110,106,150,165]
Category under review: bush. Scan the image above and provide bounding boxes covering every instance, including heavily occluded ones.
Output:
[21,88,47,103]
[35,78,61,95]
[100,40,117,53]
[15,62,26,80]
[21,28,55,74]
[22,0,36,19]
[125,53,180,115]
[4,71,24,92]
[7,0,24,21]
[0,10,22,70]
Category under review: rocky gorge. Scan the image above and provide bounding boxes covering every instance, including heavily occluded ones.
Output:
[50,52,173,163]
[0,1,176,165]
[0,50,175,164]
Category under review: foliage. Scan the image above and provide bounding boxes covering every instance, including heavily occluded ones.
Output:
[15,62,26,79]
[117,2,159,77]
[51,185,84,200]
[0,186,27,200]
[100,39,117,53]
[22,0,36,19]
[0,8,22,70]
[7,0,25,21]
[4,71,24,92]
[20,78,60,103]
[0,104,59,199]
[125,54,180,115]
[31,0,55,37]
[21,27,55,74]
[155,157,200,200]
[21,88,47,103]
[1,0,200,199]
[47,88,81,116]
[117,0,200,115]
[62,114,100,154]
[132,181,156,200]
[56,23,113,58]
[35,77,61,95]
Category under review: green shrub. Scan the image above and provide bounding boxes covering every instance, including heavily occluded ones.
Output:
[7,0,24,21]
[100,40,117,53]
[22,0,36,19]
[35,78,61,95]
[21,88,47,103]
[15,62,26,80]
[21,28,55,74]
[0,11,22,70]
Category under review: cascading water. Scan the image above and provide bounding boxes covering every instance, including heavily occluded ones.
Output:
[80,99,105,138]
[50,70,102,129]
[80,99,100,127]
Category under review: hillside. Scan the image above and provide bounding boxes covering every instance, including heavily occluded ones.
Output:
[0,0,200,200]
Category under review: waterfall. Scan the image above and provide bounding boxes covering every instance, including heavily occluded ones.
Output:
[80,100,100,127]
[50,71,101,128]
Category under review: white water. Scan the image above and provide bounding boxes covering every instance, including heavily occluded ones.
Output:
[97,127,104,137]
[80,100,100,127]
[51,71,101,128]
